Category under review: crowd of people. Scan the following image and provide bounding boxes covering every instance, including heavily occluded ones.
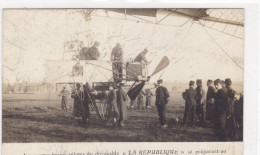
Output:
[182,78,243,141]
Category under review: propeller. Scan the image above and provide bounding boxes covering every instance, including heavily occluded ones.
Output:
[150,56,170,77]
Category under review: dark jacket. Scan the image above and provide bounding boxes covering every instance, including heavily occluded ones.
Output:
[155,86,169,105]
[206,85,217,104]
[226,87,236,115]
[86,46,100,60]
[183,87,197,106]
[214,88,228,115]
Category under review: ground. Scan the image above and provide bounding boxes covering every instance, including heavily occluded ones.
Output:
[2,92,242,142]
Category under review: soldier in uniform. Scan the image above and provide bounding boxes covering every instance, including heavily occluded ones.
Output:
[106,84,119,126]
[234,93,243,129]
[206,80,217,127]
[155,79,170,128]
[225,78,238,139]
[111,43,123,80]
[145,88,153,108]
[117,83,128,127]
[195,79,206,127]
[182,81,197,127]
[137,89,145,110]
[82,83,93,125]
[86,41,100,60]
[134,48,149,64]
[71,83,84,125]
[58,86,70,111]
[214,79,228,141]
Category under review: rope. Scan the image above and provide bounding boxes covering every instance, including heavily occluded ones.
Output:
[200,25,243,70]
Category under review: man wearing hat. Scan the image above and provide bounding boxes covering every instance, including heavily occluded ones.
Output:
[225,78,238,139]
[206,80,217,127]
[214,79,228,141]
[182,81,197,127]
[86,41,100,60]
[116,83,128,127]
[196,79,206,127]
[155,79,170,128]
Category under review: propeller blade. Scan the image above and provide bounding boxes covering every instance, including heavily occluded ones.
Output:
[127,82,145,101]
[150,56,170,76]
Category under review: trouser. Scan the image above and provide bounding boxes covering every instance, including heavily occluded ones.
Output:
[206,103,215,122]
[215,113,228,141]
[61,97,68,111]
[196,104,204,125]
[156,104,167,126]
[82,103,90,123]
[226,114,237,137]
[183,104,196,126]
[107,103,119,123]
[146,96,152,107]
[137,97,144,108]
[112,62,123,80]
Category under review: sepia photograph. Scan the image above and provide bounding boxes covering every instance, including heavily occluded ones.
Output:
[2,8,244,143]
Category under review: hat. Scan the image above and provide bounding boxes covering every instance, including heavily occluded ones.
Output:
[189,81,195,86]
[225,78,232,86]
[214,79,221,85]
[207,79,213,84]
[196,79,202,85]
[157,79,163,84]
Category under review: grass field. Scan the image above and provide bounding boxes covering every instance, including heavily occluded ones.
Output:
[2,90,243,142]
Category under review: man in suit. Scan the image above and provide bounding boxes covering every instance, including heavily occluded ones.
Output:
[182,81,198,127]
[206,80,217,127]
[155,79,170,128]
[196,79,206,127]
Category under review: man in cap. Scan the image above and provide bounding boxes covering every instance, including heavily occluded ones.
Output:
[111,43,124,80]
[214,79,228,141]
[206,80,217,127]
[58,86,70,111]
[225,78,238,139]
[86,41,100,60]
[116,83,128,127]
[195,79,206,127]
[155,79,170,128]
[134,48,149,64]
[182,81,198,127]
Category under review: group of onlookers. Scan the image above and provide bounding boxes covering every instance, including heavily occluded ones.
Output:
[182,78,243,141]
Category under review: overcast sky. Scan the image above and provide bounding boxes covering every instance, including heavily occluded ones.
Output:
[2,9,244,84]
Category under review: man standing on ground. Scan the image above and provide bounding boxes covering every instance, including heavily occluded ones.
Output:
[117,83,128,127]
[206,80,217,127]
[196,79,206,127]
[59,86,70,111]
[182,81,197,127]
[155,79,170,128]
[145,88,153,109]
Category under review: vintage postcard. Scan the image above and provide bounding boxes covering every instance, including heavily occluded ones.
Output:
[1,8,247,155]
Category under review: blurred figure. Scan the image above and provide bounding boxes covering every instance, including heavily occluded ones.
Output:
[82,83,93,125]
[155,79,170,128]
[71,83,84,125]
[59,86,70,111]
[206,80,217,127]
[117,83,128,127]
[137,89,145,110]
[145,88,154,108]
[107,84,119,126]
[111,43,123,80]
[182,81,197,127]
[79,41,89,60]
[214,79,228,141]
[234,93,243,130]
[195,79,206,127]
[86,41,100,60]
[134,48,149,64]
[225,78,238,139]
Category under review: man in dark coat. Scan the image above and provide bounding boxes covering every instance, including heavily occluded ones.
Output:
[71,83,84,125]
[214,79,228,141]
[182,81,198,127]
[234,93,243,129]
[155,79,170,128]
[111,43,123,80]
[134,48,149,64]
[86,41,100,60]
[82,83,93,125]
[225,78,238,139]
[107,84,119,126]
[196,79,206,126]
[206,80,217,127]
[117,83,128,127]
